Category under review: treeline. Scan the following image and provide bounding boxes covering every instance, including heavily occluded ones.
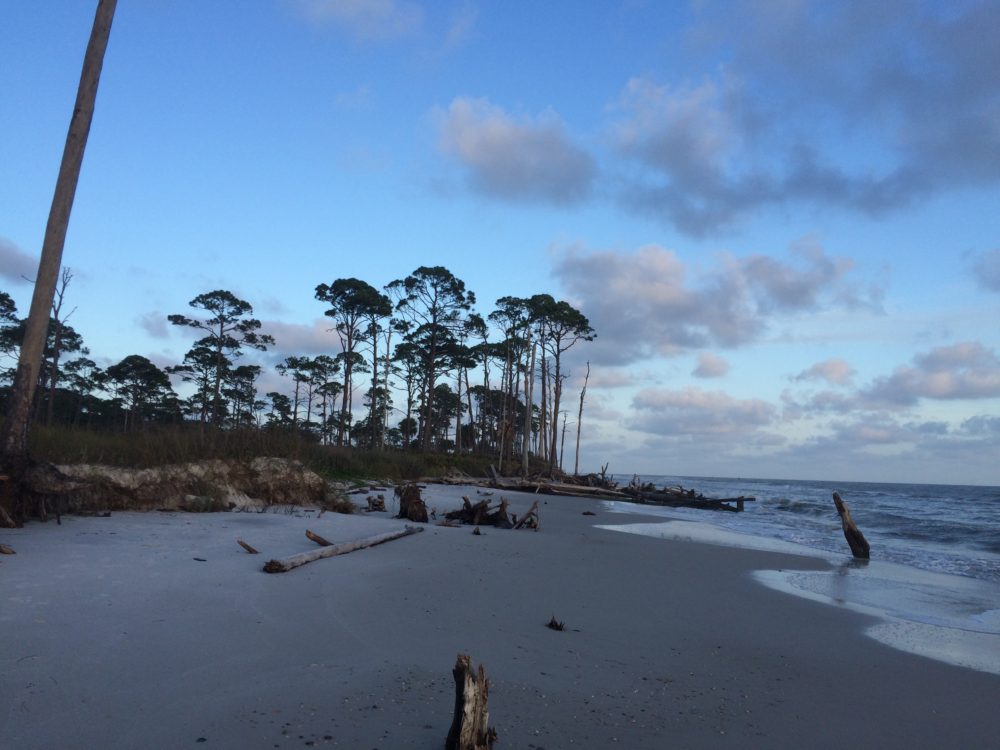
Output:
[0,266,595,473]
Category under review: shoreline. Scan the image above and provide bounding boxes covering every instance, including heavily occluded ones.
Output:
[3,485,999,748]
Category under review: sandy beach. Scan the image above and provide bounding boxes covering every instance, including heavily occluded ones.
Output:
[3,485,999,749]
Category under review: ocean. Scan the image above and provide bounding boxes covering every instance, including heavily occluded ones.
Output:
[611,475,1000,583]
[598,475,1000,674]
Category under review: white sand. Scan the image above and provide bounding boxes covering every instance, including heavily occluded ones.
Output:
[3,485,999,748]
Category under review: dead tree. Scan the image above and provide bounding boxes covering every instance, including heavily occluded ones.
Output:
[446,654,497,750]
[574,361,589,475]
[833,492,870,559]
[0,0,117,527]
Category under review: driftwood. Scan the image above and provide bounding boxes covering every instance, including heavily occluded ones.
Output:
[833,492,870,559]
[445,654,497,750]
[236,539,259,554]
[445,496,510,528]
[512,500,540,530]
[546,615,565,631]
[426,472,628,499]
[366,494,386,512]
[396,484,429,523]
[622,484,755,512]
[263,525,423,573]
[305,529,332,547]
[0,543,15,555]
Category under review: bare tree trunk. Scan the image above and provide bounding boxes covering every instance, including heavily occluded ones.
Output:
[45,268,75,425]
[521,339,536,478]
[560,411,567,471]
[0,0,116,527]
[538,343,548,463]
[574,361,589,476]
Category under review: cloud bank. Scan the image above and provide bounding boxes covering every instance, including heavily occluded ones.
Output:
[552,239,881,365]
[436,97,595,205]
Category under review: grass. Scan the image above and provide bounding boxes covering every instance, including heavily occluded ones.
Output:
[23,424,502,483]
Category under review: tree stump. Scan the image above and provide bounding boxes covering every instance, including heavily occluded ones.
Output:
[446,654,497,750]
[833,492,870,559]
[396,484,428,523]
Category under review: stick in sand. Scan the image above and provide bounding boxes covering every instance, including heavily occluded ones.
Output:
[236,539,259,554]
[833,491,870,559]
[305,529,332,547]
[263,525,423,573]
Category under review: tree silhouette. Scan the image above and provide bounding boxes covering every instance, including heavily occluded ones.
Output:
[389,266,475,451]
[168,290,273,426]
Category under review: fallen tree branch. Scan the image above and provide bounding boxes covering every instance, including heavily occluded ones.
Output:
[263,525,423,573]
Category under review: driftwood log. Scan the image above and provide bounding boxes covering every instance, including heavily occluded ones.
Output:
[236,539,259,554]
[263,525,423,573]
[833,492,870,559]
[396,484,429,523]
[445,654,497,750]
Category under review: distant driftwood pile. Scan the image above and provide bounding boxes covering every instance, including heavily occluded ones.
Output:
[430,466,755,512]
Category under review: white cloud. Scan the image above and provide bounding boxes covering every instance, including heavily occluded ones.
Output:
[609,1,1000,235]
[0,237,37,284]
[437,97,595,205]
[631,386,775,437]
[793,357,856,386]
[137,311,170,339]
[262,318,339,356]
[552,240,880,365]
[863,341,1000,405]
[292,0,422,40]
[692,352,729,378]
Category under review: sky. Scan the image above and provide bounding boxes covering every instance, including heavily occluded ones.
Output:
[2,0,999,485]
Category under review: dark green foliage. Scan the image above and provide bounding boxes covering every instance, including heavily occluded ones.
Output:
[169,290,274,426]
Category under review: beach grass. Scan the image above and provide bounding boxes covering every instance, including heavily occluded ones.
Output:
[23,423,502,482]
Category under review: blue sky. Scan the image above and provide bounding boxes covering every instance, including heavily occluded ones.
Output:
[2,0,999,485]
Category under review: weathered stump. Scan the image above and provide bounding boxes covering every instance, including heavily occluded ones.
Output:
[396,484,429,523]
[445,654,497,750]
[833,492,870,559]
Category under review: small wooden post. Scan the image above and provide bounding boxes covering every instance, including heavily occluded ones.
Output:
[833,492,870,559]
[445,654,497,750]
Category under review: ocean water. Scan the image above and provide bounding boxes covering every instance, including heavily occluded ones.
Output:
[611,475,1000,583]
[598,475,1000,674]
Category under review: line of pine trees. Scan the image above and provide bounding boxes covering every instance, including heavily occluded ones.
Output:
[0,266,595,471]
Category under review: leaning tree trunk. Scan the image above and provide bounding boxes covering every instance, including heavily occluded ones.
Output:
[0,0,117,527]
